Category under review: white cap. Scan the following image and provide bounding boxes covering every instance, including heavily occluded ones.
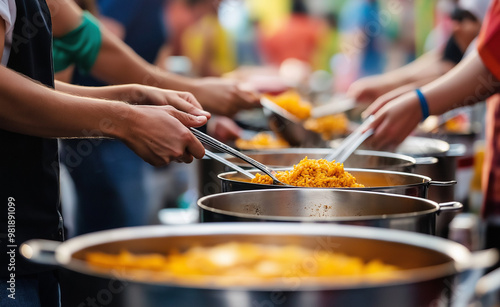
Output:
[458,0,491,21]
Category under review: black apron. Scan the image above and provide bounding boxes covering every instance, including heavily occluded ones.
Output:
[0,0,63,277]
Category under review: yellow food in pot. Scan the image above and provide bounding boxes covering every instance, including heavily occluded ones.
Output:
[235,132,290,150]
[251,157,364,188]
[265,91,312,120]
[86,242,399,286]
[304,114,349,139]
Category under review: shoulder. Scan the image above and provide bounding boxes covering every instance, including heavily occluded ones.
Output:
[0,0,16,35]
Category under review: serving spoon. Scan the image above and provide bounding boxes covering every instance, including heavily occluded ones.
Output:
[324,116,375,163]
[203,150,255,180]
[190,128,291,186]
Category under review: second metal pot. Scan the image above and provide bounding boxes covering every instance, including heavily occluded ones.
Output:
[198,189,462,235]
[218,168,456,199]
[196,149,417,197]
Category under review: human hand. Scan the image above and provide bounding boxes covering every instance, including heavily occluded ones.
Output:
[347,75,399,104]
[362,83,418,118]
[128,85,211,119]
[364,91,422,151]
[191,77,260,117]
[207,116,242,143]
[121,105,208,166]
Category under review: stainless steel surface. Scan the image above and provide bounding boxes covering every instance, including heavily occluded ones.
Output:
[196,149,417,197]
[260,96,303,123]
[198,189,462,235]
[21,223,496,307]
[324,116,374,163]
[261,96,329,147]
[190,128,288,186]
[218,168,456,200]
[310,97,357,118]
[396,137,466,238]
[203,150,255,179]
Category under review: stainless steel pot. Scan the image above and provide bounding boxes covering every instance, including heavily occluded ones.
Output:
[198,189,462,235]
[22,223,497,307]
[196,149,417,197]
[396,137,466,238]
[218,168,456,199]
[396,137,465,202]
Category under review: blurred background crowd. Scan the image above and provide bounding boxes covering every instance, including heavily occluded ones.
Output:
[61,0,489,239]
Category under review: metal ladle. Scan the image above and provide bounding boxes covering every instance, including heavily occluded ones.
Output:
[190,128,291,186]
[324,116,375,163]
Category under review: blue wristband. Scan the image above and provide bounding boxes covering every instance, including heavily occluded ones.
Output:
[415,89,429,122]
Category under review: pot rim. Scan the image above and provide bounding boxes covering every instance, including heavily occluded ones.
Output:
[217,168,433,191]
[222,149,417,168]
[198,189,440,222]
[49,223,471,291]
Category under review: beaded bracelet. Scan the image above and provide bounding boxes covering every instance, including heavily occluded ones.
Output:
[415,89,429,122]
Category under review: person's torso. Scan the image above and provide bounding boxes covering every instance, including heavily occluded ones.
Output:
[1,0,62,277]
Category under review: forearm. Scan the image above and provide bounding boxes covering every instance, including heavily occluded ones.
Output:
[91,25,197,91]
[386,50,443,87]
[48,0,199,92]
[0,67,131,139]
[421,51,497,115]
[55,80,139,102]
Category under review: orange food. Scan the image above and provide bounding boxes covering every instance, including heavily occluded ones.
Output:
[266,91,349,140]
[304,114,349,139]
[85,242,399,286]
[265,90,312,120]
[251,157,364,188]
[235,132,290,150]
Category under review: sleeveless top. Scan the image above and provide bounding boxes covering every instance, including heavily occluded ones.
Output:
[1,0,63,276]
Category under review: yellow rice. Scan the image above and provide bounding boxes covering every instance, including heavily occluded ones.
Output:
[251,157,364,188]
[304,114,349,140]
[235,132,290,150]
[265,91,312,120]
[86,242,399,286]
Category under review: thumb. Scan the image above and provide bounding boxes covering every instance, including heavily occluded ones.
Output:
[169,109,208,127]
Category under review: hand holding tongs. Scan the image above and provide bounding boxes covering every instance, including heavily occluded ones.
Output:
[190,128,291,186]
[324,116,375,164]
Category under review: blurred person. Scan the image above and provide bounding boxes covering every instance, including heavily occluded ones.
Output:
[364,0,500,251]
[256,0,328,67]
[52,0,256,236]
[0,0,209,305]
[158,0,236,77]
[338,0,386,78]
[347,0,487,105]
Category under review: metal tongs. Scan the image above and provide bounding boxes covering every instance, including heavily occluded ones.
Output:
[190,128,291,186]
[324,116,375,163]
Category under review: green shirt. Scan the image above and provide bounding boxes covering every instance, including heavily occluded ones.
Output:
[53,11,102,74]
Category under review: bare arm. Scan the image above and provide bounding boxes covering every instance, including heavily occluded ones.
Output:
[54,81,211,118]
[1,66,208,164]
[347,49,453,103]
[48,0,259,117]
[366,51,496,149]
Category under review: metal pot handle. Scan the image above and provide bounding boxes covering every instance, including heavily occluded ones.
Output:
[453,249,499,307]
[438,202,463,213]
[414,156,439,165]
[473,262,500,306]
[20,239,61,266]
[429,180,458,186]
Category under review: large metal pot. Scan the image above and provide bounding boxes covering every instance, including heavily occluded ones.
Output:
[22,223,496,307]
[396,137,466,238]
[396,136,465,203]
[196,149,417,197]
[198,189,462,235]
[218,168,456,199]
